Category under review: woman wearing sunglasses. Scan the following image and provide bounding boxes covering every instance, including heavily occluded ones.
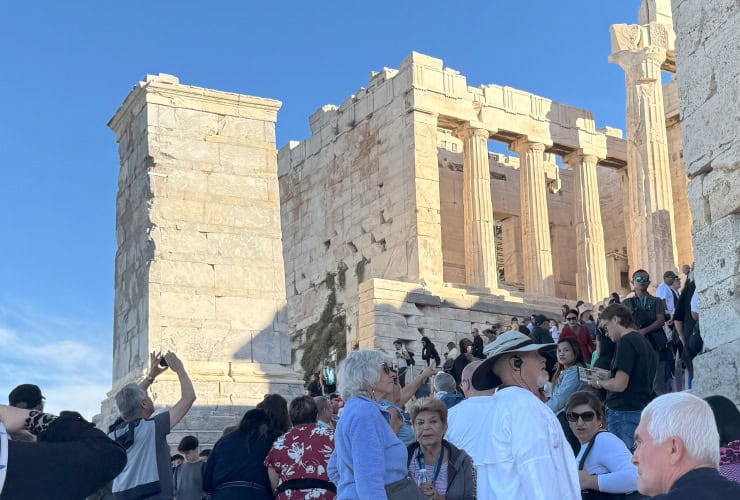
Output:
[328,350,426,499]
[565,391,639,499]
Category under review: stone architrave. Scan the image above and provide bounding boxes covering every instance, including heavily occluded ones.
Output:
[510,138,555,296]
[610,25,679,280]
[98,75,304,441]
[564,151,609,304]
[455,124,498,289]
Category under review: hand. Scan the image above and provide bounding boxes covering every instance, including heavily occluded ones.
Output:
[148,351,168,379]
[419,482,436,498]
[422,361,436,378]
[163,351,185,373]
[578,469,598,490]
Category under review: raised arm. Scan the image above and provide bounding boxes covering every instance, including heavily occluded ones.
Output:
[162,352,196,429]
[399,361,436,406]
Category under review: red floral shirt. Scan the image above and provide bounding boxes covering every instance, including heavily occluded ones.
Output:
[264,423,336,499]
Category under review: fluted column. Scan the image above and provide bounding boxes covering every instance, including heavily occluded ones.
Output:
[456,125,498,288]
[564,151,609,304]
[611,44,678,279]
[510,138,555,296]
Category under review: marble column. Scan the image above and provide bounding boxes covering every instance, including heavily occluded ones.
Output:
[564,151,609,304]
[457,125,498,289]
[510,138,555,296]
[618,168,634,269]
[611,45,679,279]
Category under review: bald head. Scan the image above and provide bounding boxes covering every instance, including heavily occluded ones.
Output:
[461,359,493,398]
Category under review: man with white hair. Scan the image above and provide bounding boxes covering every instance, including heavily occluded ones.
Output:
[469,330,579,499]
[432,371,463,409]
[632,392,740,498]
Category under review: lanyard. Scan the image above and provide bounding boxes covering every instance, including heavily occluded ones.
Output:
[418,447,444,482]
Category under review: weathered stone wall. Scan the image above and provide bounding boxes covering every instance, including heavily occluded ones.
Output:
[672,0,740,402]
[98,75,303,444]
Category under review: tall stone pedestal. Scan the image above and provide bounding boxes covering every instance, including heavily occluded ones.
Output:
[95,75,304,445]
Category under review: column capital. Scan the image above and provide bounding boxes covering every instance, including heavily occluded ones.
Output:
[509,136,549,155]
[563,149,602,167]
[453,121,492,140]
[609,45,667,72]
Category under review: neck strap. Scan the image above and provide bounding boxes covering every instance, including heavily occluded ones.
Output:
[418,446,445,481]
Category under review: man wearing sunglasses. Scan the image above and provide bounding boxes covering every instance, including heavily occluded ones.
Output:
[622,269,672,396]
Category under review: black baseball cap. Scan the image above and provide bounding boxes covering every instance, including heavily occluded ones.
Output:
[8,384,44,408]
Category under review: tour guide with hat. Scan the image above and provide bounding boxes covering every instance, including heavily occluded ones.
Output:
[469,331,580,500]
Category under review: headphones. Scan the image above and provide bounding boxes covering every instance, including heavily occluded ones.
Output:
[512,356,523,370]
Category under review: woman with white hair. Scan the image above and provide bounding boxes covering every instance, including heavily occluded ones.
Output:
[327,350,425,499]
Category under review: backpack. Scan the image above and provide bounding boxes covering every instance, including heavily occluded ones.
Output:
[322,366,336,387]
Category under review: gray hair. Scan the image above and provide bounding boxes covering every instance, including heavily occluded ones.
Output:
[115,384,148,422]
[433,372,457,393]
[314,396,332,415]
[337,350,390,401]
[641,392,720,467]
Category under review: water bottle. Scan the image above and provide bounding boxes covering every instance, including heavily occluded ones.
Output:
[416,467,429,485]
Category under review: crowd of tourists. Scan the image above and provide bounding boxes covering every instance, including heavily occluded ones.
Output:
[1,267,739,499]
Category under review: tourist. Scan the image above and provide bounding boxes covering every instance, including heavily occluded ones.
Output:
[432,372,463,409]
[445,341,459,360]
[471,328,485,359]
[383,403,405,436]
[108,351,196,499]
[407,397,476,500]
[560,309,596,360]
[632,393,740,498]
[314,395,335,428]
[451,338,474,389]
[171,454,184,469]
[550,318,560,342]
[590,304,656,450]
[394,339,412,387]
[565,391,638,496]
[608,292,621,305]
[705,395,740,482]
[198,449,210,461]
[593,321,616,371]
[526,314,536,332]
[561,304,571,321]
[257,394,291,436]
[173,435,205,500]
[470,330,579,499]
[265,396,336,499]
[529,314,554,345]
[580,310,597,338]
[0,404,127,499]
[202,409,276,499]
[421,336,441,367]
[546,337,588,454]
[307,372,323,397]
[622,269,672,395]
[656,270,679,318]
[445,360,494,467]
[7,383,45,442]
[328,350,425,498]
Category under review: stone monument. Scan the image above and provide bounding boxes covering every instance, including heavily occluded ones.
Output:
[96,75,303,446]
[672,0,740,403]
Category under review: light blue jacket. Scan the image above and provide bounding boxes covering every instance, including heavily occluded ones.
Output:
[328,396,408,499]
[547,365,587,415]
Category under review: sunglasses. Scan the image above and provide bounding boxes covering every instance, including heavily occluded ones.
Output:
[381,362,398,375]
[634,276,650,283]
[566,411,597,423]
[566,317,577,321]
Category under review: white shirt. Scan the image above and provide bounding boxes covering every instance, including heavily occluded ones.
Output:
[463,386,580,500]
[575,431,638,494]
[445,395,495,467]
[550,325,559,342]
[656,282,675,314]
[690,290,699,314]
[395,347,408,369]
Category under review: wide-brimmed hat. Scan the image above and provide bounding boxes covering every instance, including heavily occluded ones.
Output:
[471,330,555,391]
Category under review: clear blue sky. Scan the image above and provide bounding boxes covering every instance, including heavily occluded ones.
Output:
[0,0,640,417]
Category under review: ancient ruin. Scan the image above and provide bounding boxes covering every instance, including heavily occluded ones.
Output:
[98,0,739,440]
[96,76,304,443]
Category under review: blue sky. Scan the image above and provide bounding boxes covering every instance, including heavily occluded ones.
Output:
[0,1,640,418]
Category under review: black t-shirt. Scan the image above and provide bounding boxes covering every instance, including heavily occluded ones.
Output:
[623,294,667,351]
[606,332,657,411]
[472,336,485,359]
[594,328,616,370]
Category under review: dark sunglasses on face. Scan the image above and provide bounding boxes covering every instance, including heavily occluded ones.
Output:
[634,276,649,283]
[567,317,577,321]
[566,411,596,423]
[381,362,398,375]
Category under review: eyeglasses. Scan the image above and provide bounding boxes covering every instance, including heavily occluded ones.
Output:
[634,276,650,283]
[566,317,577,321]
[565,411,596,423]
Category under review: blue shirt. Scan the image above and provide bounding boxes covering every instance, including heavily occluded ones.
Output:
[328,396,408,499]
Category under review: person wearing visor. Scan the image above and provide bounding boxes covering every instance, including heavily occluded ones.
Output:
[470,330,579,500]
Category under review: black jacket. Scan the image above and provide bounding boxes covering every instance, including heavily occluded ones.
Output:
[422,343,441,366]
[651,467,740,499]
[529,326,554,345]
